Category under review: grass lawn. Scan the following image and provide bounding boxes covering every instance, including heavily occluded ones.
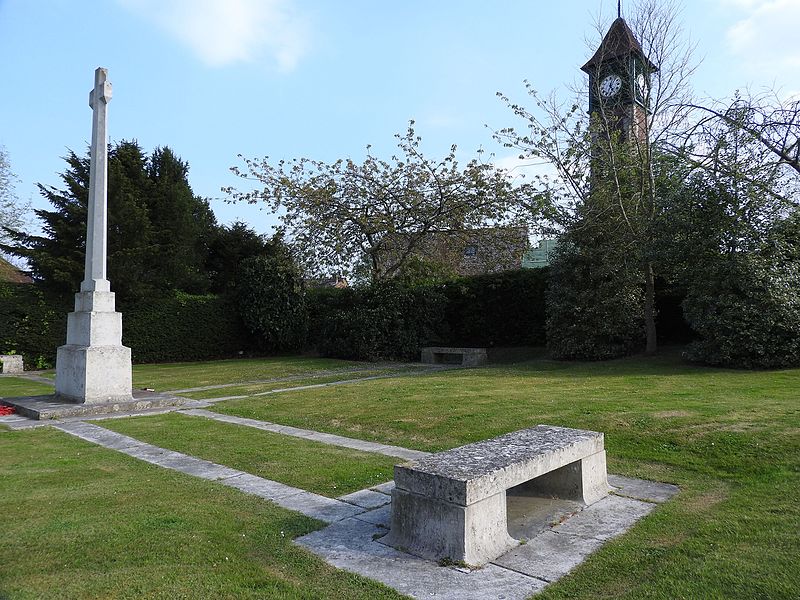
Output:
[2,350,798,598]
[212,350,800,598]
[96,412,397,497]
[130,356,370,392]
[0,376,54,397]
[178,366,430,400]
[0,427,401,600]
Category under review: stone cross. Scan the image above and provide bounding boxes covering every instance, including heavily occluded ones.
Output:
[82,67,112,293]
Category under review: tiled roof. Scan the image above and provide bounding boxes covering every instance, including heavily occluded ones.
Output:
[0,257,32,284]
[581,17,657,73]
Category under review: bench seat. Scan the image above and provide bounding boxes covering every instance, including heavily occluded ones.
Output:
[383,425,609,565]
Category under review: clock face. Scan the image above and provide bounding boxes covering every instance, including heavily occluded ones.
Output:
[600,74,623,98]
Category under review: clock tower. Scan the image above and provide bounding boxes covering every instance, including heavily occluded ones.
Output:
[581,16,657,145]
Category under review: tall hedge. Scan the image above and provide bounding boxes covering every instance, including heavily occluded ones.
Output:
[0,283,66,369]
[309,281,446,361]
[236,253,308,352]
[122,292,256,363]
[441,268,549,348]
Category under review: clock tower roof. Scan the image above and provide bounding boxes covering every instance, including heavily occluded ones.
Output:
[580,17,657,73]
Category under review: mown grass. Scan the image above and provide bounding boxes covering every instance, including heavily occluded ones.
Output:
[0,427,403,600]
[2,351,798,598]
[179,366,430,400]
[130,356,368,391]
[0,376,54,397]
[212,350,800,598]
[96,412,397,497]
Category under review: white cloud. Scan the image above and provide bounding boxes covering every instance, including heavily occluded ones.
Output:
[119,0,311,71]
[724,0,800,74]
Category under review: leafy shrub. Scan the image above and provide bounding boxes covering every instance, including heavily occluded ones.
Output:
[682,251,800,369]
[237,253,308,352]
[0,283,66,369]
[546,236,644,360]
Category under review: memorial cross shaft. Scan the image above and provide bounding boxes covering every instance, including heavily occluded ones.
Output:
[54,67,132,405]
[83,67,112,293]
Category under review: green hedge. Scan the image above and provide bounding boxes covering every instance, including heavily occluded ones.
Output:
[122,292,256,363]
[440,268,549,348]
[0,283,67,369]
[0,285,257,368]
[309,281,447,361]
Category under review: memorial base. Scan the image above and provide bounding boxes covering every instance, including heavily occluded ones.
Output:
[54,289,133,404]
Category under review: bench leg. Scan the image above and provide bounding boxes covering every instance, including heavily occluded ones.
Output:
[517,450,609,505]
[382,488,517,566]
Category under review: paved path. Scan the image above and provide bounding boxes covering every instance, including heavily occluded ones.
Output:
[179,408,430,461]
[53,420,391,523]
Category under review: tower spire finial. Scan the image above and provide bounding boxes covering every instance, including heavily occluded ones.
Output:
[618,0,622,18]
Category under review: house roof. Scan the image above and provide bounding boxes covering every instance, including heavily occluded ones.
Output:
[0,256,32,284]
[581,17,658,73]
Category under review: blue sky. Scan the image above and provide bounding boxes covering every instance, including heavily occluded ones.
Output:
[1,0,798,236]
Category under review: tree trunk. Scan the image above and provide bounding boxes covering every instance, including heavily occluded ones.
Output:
[643,261,657,355]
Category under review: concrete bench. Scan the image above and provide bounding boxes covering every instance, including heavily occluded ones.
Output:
[0,355,24,374]
[421,346,487,367]
[383,425,609,565]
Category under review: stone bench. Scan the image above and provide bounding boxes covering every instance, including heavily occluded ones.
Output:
[383,425,609,566]
[421,346,487,367]
[0,355,24,374]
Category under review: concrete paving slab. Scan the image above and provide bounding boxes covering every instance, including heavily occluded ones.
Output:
[220,473,306,501]
[551,494,653,541]
[151,455,243,481]
[371,481,395,495]
[354,504,391,528]
[493,530,604,582]
[54,421,144,451]
[274,491,365,523]
[609,474,680,503]
[338,489,391,509]
[297,517,546,600]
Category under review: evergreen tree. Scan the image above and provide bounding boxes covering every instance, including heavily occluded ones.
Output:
[5,141,218,303]
[206,221,271,293]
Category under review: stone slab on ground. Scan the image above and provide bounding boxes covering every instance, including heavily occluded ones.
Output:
[297,517,547,600]
[338,489,392,509]
[1,389,188,420]
[609,474,680,503]
[300,477,679,599]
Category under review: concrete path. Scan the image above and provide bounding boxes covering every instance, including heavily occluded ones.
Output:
[179,408,429,461]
